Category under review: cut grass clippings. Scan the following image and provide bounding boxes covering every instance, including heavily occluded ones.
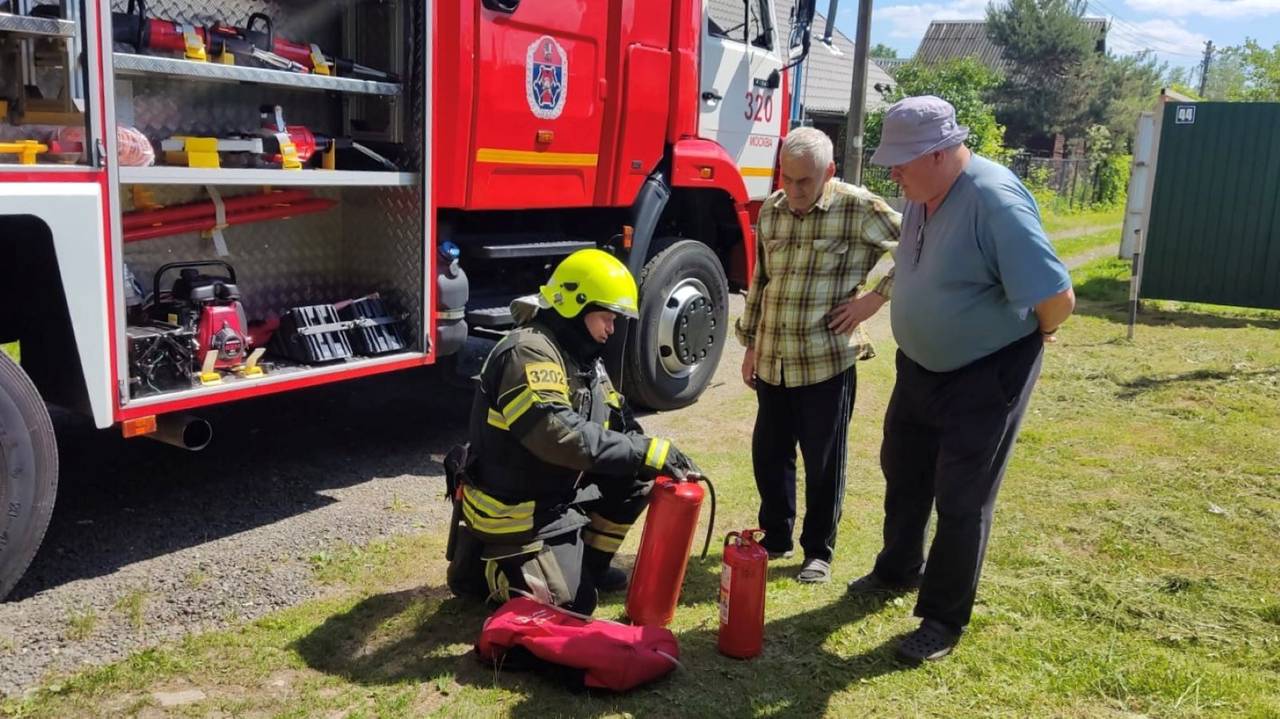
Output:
[5,255,1280,718]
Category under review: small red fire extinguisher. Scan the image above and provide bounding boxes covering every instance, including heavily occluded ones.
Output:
[718,529,767,659]
[626,475,716,627]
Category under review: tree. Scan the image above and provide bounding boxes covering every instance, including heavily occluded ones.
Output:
[1237,39,1280,101]
[1200,47,1248,100]
[863,58,1006,158]
[1093,51,1166,148]
[985,0,1101,147]
[1163,65,1203,99]
[870,43,898,59]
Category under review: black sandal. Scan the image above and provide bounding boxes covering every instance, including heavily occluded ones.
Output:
[895,620,960,664]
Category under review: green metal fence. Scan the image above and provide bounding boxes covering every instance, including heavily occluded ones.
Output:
[1142,102,1280,310]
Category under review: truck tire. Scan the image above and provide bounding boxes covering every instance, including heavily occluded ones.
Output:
[0,352,58,600]
[623,240,729,411]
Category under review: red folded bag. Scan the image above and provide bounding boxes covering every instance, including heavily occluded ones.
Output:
[476,597,681,692]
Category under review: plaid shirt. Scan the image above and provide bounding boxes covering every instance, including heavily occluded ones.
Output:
[735,181,901,387]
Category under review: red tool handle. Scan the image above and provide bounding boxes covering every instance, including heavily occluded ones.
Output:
[124,198,336,242]
[124,190,314,230]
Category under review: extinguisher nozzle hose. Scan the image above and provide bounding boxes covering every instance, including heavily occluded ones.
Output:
[699,475,717,560]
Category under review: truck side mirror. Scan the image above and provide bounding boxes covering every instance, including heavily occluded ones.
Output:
[786,0,817,66]
[792,0,817,38]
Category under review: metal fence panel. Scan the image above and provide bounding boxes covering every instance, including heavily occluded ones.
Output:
[1142,102,1280,310]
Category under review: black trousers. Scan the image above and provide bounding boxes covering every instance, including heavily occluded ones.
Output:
[752,366,857,563]
[873,331,1044,634]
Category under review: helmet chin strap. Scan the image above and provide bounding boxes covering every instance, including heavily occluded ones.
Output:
[539,308,605,365]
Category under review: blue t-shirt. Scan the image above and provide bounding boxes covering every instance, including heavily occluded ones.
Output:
[890,155,1071,372]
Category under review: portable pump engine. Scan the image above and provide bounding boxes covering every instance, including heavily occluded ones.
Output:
[152,261,252,371]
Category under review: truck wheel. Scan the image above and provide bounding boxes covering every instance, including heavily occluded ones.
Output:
[0,352,58,600]
[623,240,729,410]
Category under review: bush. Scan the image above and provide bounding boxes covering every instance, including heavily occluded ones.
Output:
[1092,153,1130,208]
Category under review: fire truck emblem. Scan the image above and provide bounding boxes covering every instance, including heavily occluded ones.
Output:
[525,35,567,120]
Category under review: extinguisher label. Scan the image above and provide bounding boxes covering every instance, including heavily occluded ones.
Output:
[718,563,732,626]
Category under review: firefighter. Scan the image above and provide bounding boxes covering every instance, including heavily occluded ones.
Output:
[446,248,700,615]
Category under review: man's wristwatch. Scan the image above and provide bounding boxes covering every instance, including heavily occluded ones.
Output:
[1041,326,1059,336]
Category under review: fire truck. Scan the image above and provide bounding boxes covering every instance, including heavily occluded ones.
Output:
[0,0,816,598]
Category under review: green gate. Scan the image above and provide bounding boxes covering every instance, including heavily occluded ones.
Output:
[1142,102,1280,310]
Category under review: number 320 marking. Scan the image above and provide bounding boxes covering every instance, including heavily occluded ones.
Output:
[744,92,774,122]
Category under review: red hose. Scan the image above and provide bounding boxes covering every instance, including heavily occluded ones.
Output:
[123,198,337,242]
[123,189,314,230]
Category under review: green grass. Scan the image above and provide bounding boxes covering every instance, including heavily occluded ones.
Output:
[5,256,1280,718]
[113,590,149,632]
[1041,205,1124,236]
[63,608,99,643]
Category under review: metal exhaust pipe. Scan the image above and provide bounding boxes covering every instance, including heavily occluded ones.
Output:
[148,414,213,451]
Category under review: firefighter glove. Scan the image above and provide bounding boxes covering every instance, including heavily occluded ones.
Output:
[662,444,701,481]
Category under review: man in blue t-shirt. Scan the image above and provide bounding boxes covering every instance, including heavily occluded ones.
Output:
[847,96,1075,664]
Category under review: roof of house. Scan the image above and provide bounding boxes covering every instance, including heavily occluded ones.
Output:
[871,56,911,77]
[706,0,895,115]
[914,18,1108,74]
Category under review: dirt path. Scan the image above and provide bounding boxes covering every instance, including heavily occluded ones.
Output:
[1050,222,1123,241]
[1064,243,1122,270]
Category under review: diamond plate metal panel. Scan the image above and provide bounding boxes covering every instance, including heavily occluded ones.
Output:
[122,185,346,320]
[339,185,425,350]
[113,53,400,96]
[121,183,424,347]
[111,0,345,49]
[0,13,77,37]
[122,74,336,141]
[114,0,425,353]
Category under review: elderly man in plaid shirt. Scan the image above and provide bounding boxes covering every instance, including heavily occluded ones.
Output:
[735,127,901,583]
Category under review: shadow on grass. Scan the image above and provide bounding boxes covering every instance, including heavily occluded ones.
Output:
[296,575,914,717]
[1073,275,1280,331]
[1116,367,1280,399]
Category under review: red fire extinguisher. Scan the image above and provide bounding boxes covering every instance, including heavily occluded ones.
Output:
[718,529,768,659]
[626,475,716,627]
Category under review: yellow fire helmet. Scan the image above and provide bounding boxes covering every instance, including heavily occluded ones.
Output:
[539,248,639,320]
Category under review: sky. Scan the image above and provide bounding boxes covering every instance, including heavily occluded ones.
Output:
[830,0,1280,74]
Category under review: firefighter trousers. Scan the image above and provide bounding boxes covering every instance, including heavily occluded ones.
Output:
[450,474,652,615]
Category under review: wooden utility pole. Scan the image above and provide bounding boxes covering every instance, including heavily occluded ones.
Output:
[1199,41,1215,97]
[841,0,873,185]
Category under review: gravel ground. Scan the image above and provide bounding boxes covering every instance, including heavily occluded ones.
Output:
[0,364,474,697]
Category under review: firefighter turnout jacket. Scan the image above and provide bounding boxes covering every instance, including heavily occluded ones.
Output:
[462,308,672,552]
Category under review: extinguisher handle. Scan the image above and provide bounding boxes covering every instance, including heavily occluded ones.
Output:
[724,528,766,548]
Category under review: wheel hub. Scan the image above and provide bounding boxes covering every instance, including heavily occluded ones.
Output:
[657,279,717,378]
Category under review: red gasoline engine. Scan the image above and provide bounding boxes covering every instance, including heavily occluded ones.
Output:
[152,261,251,370]
[625,475,717,627]
[718,529,768,659]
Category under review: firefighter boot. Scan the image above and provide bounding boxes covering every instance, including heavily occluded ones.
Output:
[583,546,628,593]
